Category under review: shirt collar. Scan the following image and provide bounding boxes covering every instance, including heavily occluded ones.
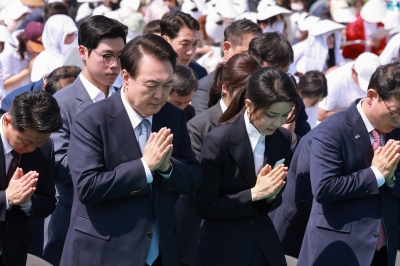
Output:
[219,99,228,113]
[121,86,153,129]
[0,115,14,156]
[357,99,375,133]
[244,110,265,152]
[79,73,116,103]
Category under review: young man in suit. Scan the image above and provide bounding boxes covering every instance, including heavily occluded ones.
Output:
[298,62,400,265]
[60,34,201,266]
[0,91,62,266]
[191,19,262,115]
[43,16,127,262]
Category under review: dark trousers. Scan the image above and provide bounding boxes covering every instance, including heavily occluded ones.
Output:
[370,247,387,266]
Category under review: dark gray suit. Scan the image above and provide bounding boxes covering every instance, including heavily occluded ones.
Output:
[191,72,215,116]
[176,103,222,266]
[44,76,94,258]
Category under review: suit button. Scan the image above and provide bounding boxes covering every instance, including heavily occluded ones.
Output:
[365,190,369,194]
[250,220,255,225]
[373,231,379,237]
[168,187,174,191]
[147,232,153,238]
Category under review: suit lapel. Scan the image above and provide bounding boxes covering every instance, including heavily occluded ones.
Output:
[210,104,223,127]
[0,143,6,190]
[225,114,256,187]
[74,77,96,113]
[347,101,374,167]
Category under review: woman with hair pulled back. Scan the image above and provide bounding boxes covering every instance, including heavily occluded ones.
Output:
[195,67,299,266]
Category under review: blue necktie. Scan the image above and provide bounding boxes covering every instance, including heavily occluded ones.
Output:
[139,119,160,265]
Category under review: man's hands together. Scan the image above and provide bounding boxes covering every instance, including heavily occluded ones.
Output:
[142,127,173,172]
[6,168,38,206]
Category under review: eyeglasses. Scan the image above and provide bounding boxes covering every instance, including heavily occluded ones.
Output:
[92,50,120,66]
[382,100,400,121]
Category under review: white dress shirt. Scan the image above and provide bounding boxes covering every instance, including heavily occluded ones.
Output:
[219,99,228,113]
[80,73,116,103]
[356,100,390,188]
[244,111,265,175]
[120,87,172,183]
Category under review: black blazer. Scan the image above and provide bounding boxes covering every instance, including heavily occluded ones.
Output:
[195,113,292,266]
[60,91,202,266]
[0,139,56,266]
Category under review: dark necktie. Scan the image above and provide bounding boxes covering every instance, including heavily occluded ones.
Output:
[371,129,387,251]
[7,150,20,185]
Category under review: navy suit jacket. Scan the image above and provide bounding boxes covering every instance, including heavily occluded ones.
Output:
[195,113,291,266]
[269,130,314,258]
[188,61,207,80]
[298,100,400,266]
[60,91,201,266]
[0,139,56,266]
[1,79,43,111]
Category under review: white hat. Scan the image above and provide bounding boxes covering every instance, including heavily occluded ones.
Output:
[215,0,238,19]
[235,12,258,23]
[77,0,100,3]
[0,25,15,46]
[233,0,249,15]
[75,2,93,22]
[205,9,225,41]
[181,0,202,20]
[256,5,292,21]
[309,19,345,36]
[297,14,320,31]
[257,0,277,12]
[92,4,112,16]
[354,52,381,91]
[0,0,31,25]
[332,7,357,23]
[360,0,387,24]
[120,0,140,11]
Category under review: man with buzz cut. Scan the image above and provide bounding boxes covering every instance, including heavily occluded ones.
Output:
[43,15,128,262]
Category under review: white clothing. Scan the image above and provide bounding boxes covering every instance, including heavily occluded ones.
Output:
[305,105,319,129]
[79,73,116,103]
[31,15,78,81]
[244,110,265,176]
[1,30,32,97]
[319,62,365,112]
[379,32,400,65]
[295,30,345,74]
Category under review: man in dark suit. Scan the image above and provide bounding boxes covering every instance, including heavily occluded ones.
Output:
[248,32,311,142]
[160,11,207,80]
[191,19,262,115]
[0,91,62,266]
[60,34,201,266]
[298,62,400,265]
[44,16,127,262]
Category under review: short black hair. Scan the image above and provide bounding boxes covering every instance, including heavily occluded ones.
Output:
[44,2,68,20]
[368,62,400,101]
[248,32,294,68]
[298,70,327,99]
[45,65,81,95]
[171,65,198,96]
[9,91,63,133]
[160,11,200,40]
[224,19,262,47]
[120,34,178,79]
[78,15,128,55]
[143,20,161,35]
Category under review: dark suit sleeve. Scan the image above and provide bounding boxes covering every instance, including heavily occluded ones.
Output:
[195,133,253,219]
[191,75,212,115]
[52,105,72,185]
[187,118,203,161]
[294,94,311,138]
[29,140,57,219]
[158,110,202,194]
[310,129,380,204]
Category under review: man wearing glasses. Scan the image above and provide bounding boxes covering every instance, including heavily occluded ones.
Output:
[298,62,400,266]
[43,15,128,262]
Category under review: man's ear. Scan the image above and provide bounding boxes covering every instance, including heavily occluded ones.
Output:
[366,89,378,105]
[121,69,130,87]
[78,45,87,60]
[162,35,171,43]
[222,41,232,57]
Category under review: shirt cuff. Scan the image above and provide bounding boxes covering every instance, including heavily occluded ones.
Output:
[140,158,153,183]
[157,167,173,179]
[371,166,385,187]
[5,191,9,210]
[19,199,32,216]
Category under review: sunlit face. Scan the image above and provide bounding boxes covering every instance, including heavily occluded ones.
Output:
[122,54,174,118]
[366,91,400,133]
[327,34,335,49]
[165,26,199,66]
[168,91,194,110]
[3,114,50,154]
[246,100,293,135]
[64,32,77,44]
[80,38,124,91]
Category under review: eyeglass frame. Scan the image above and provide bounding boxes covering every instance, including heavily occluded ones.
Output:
[382,99,400,121]
[91,49,121,66]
